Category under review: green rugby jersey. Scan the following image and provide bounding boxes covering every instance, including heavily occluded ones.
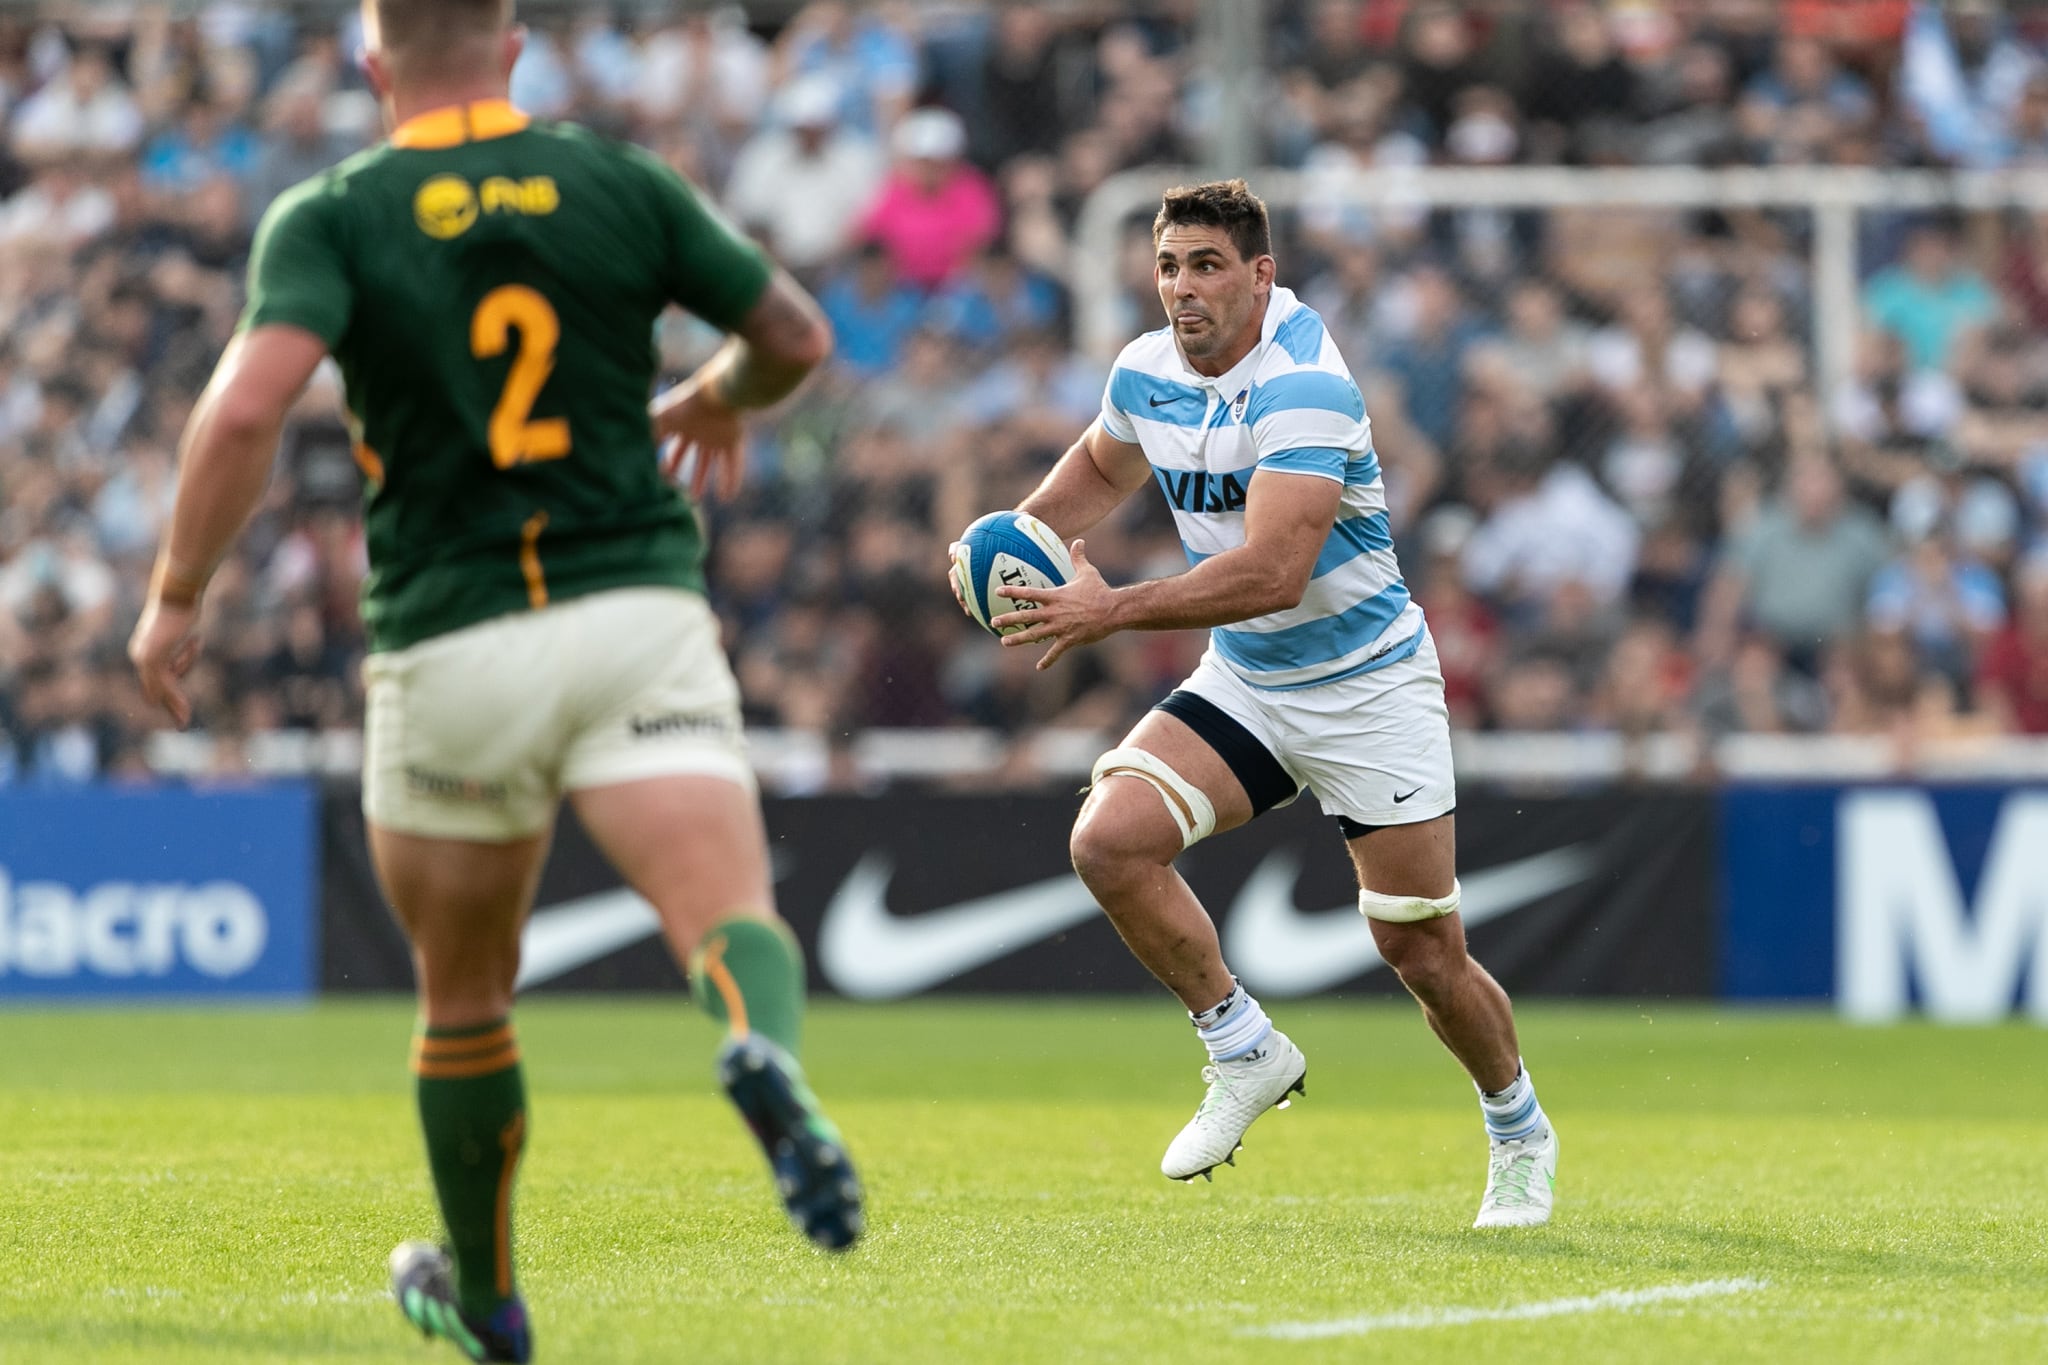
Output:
[241,99,771,651]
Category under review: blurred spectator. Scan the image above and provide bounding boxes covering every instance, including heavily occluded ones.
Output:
[858,107,1001,289]
[0,161,114,246]
[1636,41,1739,165]
[1977,549,2048,732]
[244,79,354,226]
[1834,328,1963,491]
[140,94,256,199]
[1745,35,1876,131]
[630,9,770,136]
[1463,443,1640,624]
[1699,455,1892,670]
[1693,631,1829,736]
[9,42,142,161]
[929,245,1063,353]
[1411,507,1497,728]
[1861,218,1998,373]
[1376,262,1487,449]
[1473,277,1592,404]
[1398,3,1487,145]
[1867,481,2006,681]
[818,241,925,377]
[967,5,1067,168]
[778,1,919,135]
[725,75,884,274]
[1520,3,1637,162]
[1717,285,1810,454]
[1586,288,1718,416]
[1900,0,2041,168]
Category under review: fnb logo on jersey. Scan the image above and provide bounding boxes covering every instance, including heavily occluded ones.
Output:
[414,174,560,239]
[0,785,316,998]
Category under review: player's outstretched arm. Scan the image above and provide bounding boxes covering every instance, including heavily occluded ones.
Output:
[129,324,327,726]
[1016,419,1151,540]
[994,468,1341,669]
[651,270,832,500]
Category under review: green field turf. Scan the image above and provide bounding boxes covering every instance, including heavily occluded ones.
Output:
[0,999,2043,1364]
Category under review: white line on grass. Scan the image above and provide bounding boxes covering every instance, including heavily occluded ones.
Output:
[1246,1277,1769,1340]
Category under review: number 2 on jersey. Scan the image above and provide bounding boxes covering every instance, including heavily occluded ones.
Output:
[470,284,571,468]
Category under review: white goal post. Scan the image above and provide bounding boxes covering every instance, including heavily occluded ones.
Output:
[1071,164,2048,416]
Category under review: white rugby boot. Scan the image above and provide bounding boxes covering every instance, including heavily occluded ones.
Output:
[1161,1031,1307,1181]
[1473,1123,1558,1228]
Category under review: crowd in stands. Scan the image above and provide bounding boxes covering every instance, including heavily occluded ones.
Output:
[5,0,2048,787]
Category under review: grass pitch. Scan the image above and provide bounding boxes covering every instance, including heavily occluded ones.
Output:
[0,1000,2042,1364]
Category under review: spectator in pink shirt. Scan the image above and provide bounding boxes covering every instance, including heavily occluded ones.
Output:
[858,107,1001,290]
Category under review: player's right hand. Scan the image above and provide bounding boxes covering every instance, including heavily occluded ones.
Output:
[650,372,745,501]
[129,596,203,729]
[945,542,967,612]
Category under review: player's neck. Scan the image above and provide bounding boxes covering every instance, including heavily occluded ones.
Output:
[1182,296,1270,379]
[384,81,515,135]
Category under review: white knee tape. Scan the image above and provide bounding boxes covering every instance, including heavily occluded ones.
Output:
[1090,747,1217,850]
[1358,880,1461,923]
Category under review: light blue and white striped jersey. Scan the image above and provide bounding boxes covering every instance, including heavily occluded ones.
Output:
[1100,286,1425,690]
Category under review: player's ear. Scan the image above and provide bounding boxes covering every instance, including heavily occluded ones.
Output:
[502,24,527,80]
[1254,254,1277,290]
[358,44,392,102]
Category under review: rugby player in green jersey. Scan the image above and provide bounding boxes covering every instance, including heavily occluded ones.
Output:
[129,2,860,1358]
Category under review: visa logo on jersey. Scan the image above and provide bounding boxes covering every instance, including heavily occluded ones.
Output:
[414,174,560,240]
[1156,468,1247,514]
[0,872,268,980]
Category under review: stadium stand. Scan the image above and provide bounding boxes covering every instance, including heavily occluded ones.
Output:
[4,1,2048,789]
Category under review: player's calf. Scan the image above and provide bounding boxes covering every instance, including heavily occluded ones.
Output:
[692,917,864,1251]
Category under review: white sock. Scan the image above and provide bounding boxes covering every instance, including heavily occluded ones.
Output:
[1190,981,1273,1062]
[1478,1062,1548,1143]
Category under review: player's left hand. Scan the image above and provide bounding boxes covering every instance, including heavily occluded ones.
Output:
[128,597,204,729]
[991,539,1120,670]
[650,373,745,501]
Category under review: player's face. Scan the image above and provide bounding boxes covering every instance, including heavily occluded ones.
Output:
[1155,226,1273,372]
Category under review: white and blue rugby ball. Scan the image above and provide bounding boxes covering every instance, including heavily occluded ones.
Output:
[951,510,1075,636]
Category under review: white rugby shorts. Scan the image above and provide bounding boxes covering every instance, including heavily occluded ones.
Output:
[1175,627,1456,830]
[362,587,753,840]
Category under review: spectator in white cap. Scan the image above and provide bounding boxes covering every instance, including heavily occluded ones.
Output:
[725,74,884,276]
[857,106,1001,289]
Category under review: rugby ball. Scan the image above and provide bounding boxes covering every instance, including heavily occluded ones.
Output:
[950,510,1075,636]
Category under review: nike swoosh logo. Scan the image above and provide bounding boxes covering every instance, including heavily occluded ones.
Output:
[1149,395,1174,407]
[516,850,793,989]
[1221,845,1596,997]
[816,853,1100,999]
[1392,787,1423,804]
[516,888,660,990]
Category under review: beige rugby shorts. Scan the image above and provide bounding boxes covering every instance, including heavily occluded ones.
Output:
[362,587,752,840]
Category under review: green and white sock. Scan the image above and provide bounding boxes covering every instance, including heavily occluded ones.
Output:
[412,1019,527,1317]
[689,916,806,1055]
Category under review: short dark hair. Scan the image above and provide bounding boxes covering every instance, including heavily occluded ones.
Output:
[368,0,512,60]
[1153,179,1272,262]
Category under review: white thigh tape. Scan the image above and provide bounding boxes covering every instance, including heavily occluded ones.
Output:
[1090,747,1217,849]
[1358,880,1462,923]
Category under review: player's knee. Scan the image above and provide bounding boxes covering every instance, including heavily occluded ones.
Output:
[1082,747,1217,862]
[1376,925,1464,1002]
[1362,883,1463,998]
[1068,806,1158,889]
